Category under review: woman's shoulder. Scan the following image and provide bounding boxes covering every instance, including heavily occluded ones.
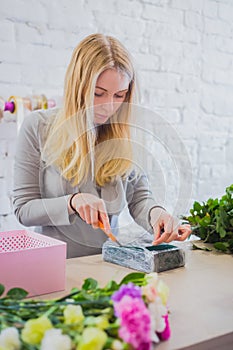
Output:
[21,107,59,134]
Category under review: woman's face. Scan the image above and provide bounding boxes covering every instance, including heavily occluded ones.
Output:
[93,68,130,125]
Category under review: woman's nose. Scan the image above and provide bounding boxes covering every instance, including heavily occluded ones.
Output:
[102,97,115,114]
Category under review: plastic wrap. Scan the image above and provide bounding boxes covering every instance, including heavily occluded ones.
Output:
[102,233,185,273]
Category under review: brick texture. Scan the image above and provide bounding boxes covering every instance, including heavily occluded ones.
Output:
[0,0,233,230]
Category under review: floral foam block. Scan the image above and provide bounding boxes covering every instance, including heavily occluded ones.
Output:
[102,233,185,273]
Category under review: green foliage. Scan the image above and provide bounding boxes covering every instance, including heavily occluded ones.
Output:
[119,272,145,286]
[0,284,5,297]
[82,278,98,291]
[192,243,212,252]
[183,184,233,253]
[0,273,147,335]
[6,287,28,300]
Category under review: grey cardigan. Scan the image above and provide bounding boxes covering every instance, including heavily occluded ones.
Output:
[13,109,158,258]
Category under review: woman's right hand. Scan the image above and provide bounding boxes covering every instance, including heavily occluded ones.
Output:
[69,193,111,232]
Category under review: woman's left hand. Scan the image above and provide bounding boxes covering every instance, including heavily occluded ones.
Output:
[150,207,191,245]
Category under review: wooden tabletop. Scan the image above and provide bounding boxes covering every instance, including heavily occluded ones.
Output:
[40,248,233,350]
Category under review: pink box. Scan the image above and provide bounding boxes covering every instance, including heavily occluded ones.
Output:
[0,230,66,297]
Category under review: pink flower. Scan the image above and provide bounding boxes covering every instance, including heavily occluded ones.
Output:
[114,295,151,349]
[111,282,141,302]
[157,314,171,341]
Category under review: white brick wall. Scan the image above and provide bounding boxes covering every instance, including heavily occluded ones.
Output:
[0,0,233,231]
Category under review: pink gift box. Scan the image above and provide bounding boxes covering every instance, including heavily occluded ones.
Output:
[0,230,66,297]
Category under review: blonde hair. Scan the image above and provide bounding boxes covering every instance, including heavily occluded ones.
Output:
[42,33,137,187]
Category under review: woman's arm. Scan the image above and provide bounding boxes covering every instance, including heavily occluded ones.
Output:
[126,173,162,234]
[126,173,191,243]
[13,112,73,227]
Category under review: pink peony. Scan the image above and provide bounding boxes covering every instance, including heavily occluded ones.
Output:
[114,295,151,349]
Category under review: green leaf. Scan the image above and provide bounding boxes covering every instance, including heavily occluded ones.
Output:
[194,215,201,224]
[226,185,233,197]
[220,206,228,224]
[119,272,145,286]
[228,210,233,218]
[197,226,209,240]
[0,284,5,297]
[186,216,197,224]
[104,280,119,292]
[6,287,28,300]
[219,226,227,238]
[213,242,229,252]
[228,239,233,252]
[193,201,203,213]
[207,198,219,209]
[82,278,98,291]
[199,215,211,227]
[192,243,212,251]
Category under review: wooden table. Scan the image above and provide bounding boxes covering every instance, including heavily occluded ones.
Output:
[41,248,233,350]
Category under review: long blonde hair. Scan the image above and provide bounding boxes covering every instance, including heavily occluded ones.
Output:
[42,33,137,187]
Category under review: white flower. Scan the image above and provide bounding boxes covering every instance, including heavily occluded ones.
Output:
[41,329,72,350]
[111,339,124,349]
[149,296,167,335]
[145,272,158,287]
[0,327,21,350]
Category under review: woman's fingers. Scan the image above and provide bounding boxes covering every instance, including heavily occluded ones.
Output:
[90,209,99,229]
[76,206,86,222]
[153,229,179,245]
[153,231,170,245]
[98,203,111,233]
[83,204,91,224]
[166,231,180,243]
[153,222,161,245]
[153,222,162,242]
[176,224,192,241]
[74,193,110,230]
[151,208,179,243]
[152,210,190,245]
[163,217,174,235]
[89,197,111,232]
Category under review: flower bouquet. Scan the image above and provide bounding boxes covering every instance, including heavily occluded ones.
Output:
[0,272,170,350]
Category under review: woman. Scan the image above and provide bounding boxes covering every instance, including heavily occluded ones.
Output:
[13,33,191,258]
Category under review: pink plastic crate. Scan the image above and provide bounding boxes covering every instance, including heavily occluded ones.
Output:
[0,230,66,297]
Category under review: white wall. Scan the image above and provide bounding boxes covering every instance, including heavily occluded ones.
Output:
[0,0,233,231]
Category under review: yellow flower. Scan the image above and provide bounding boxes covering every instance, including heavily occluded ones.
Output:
[64,304,84,324]
[157,280,169,305]
[84,315,109,330]
[21,316,53,345]
[93,316,109,330]
[77,327,107,350]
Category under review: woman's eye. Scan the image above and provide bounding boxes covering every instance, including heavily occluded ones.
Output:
[94,92,126,98]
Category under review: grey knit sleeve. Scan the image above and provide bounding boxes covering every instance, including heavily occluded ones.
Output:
[126,173,165,234]
[13,112,72,227]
